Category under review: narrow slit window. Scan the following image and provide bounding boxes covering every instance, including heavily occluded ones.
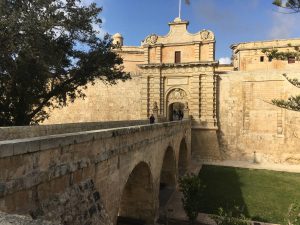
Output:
[260,56,264,62]
[175,51,181,63]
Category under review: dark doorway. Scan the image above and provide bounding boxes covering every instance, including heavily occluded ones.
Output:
[168,102,184,121]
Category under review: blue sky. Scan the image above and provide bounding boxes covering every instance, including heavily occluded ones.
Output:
[94,0,300,63]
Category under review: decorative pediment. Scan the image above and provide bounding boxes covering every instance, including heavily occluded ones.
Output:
[141,19,215,46]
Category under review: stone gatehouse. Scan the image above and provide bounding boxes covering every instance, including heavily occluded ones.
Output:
[45,18,300,164]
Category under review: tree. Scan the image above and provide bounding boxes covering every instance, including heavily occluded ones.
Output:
[273,0,300,13]
[178,173,203,224]
[0,0,130,126]
[262,48,300,111]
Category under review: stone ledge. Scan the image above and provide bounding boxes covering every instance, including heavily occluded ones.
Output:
[0,120,191,158]
[0,211,60,225]
[0,120,148,141]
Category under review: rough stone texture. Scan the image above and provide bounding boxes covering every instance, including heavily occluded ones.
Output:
[31,179,111,225]
[0,120,147,141]
[44,77,143,124]
[218,70,300,163]
[0,211,60,225]
[0,120,191,225]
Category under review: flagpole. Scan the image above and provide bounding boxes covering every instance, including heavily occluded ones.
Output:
[179,0,181,18]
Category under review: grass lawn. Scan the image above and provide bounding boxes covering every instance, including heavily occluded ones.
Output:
[198,165,300,224]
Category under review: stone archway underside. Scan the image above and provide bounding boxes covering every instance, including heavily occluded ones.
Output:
[178,138,188,176]
[118,162,155,225]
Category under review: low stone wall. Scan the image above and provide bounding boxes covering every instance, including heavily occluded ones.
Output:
[0,120,147,141]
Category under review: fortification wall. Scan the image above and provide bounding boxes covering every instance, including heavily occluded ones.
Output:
[218,69,300,164]
[44,76,142,124]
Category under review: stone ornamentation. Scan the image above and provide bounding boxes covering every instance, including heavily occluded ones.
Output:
[144,34,158,45]
[168,88,187,103]
[200,30,214,41]
[153,101,159,111]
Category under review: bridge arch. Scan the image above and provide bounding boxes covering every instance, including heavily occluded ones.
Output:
[178,138,188,176]
[117,161,155,225]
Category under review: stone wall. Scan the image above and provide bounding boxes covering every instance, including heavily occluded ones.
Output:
[0,120,147,141]
[44,76,142,124]
[218,70,300,163]
[0,211,60,225]
[31,179,111,225]
[231,38,300,71]
[0,120,191,224]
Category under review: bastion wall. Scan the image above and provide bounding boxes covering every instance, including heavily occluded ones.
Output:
[217,69,300,164]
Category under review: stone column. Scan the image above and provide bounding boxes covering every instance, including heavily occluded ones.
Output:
[194,43,201,61]
[156,45,162,63]
[199,72,216,128]
[141,74,149,118]
[189,74,200,124]
[183,102,190,119]
[152,101,159,121]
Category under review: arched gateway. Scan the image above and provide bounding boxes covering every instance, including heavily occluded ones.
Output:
[167,88,188,121]
[136,17,220,160]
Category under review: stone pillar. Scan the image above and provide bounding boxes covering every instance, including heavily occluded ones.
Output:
[184,102,189,119]
[189,74,200,124]
[143,45,149,63]
[141,75,149,118]
[194,43,201,62]
[156,45,162,63]
[152,101,159,121]
[199,72,216,128]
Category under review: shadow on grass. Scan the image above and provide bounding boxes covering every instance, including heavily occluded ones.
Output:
[198,165,249,218]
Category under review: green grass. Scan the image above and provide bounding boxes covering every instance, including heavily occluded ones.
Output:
[198,165,300,224]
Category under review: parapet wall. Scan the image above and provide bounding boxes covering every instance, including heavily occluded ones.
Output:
[218,69,300,164]
[0,120,147,141]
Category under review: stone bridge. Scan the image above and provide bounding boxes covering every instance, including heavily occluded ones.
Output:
[0,120,191,225]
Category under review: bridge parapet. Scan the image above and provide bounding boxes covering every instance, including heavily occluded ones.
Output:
[0,120,148,141]
[0,120,191,225]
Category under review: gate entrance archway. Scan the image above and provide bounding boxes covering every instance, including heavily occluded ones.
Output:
[166,88,188,121]
[169,102,185,121]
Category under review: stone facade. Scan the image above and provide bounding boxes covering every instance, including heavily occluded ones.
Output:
[231,38,300,71]
[217,70,300,163]
[43,18,300,165]
[45,18,220,160]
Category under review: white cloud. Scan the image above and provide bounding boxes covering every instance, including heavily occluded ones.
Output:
[219,57,231,65]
